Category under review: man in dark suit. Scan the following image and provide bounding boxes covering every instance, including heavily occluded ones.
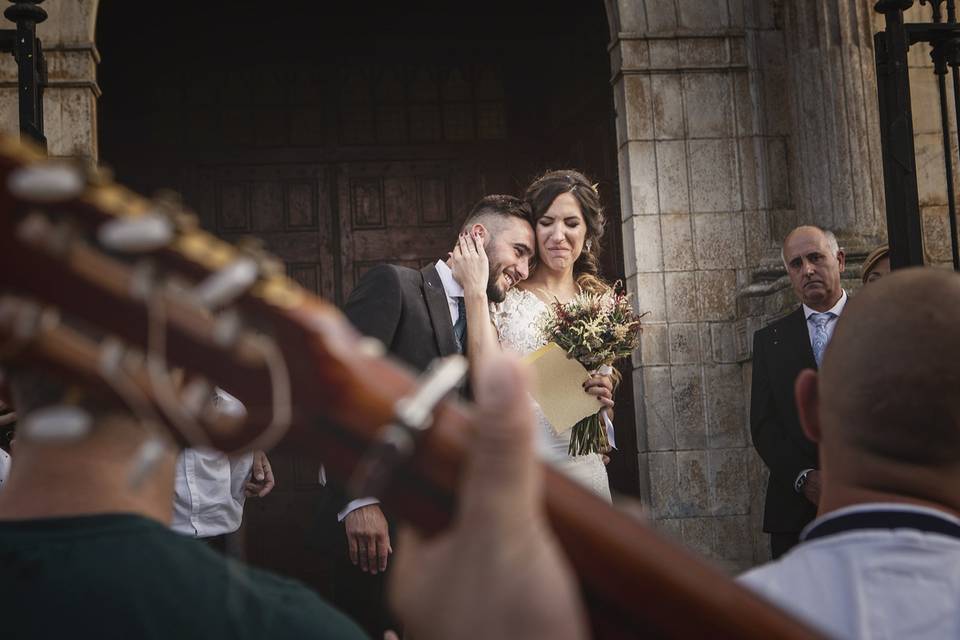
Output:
[751,225,847,559]
[328,194,535,636]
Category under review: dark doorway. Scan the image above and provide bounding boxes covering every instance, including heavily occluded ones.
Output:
[96,0,636,594]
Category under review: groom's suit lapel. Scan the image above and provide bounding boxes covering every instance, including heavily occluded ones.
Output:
[420,263,459,357]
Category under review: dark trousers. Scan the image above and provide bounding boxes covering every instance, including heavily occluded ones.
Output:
[321,486,398,638]
[770,532,801,559]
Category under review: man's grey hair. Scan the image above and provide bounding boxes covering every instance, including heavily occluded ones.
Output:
[780,226,841,267]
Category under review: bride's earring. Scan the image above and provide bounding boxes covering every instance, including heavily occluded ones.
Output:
[585,239,593,252]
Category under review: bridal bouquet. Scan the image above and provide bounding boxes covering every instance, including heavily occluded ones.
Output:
[539,286,643,456]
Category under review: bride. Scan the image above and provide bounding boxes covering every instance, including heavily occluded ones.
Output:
[451,169,618,501]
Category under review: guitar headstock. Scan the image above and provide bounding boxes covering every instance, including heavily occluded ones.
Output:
[0,135,422,463]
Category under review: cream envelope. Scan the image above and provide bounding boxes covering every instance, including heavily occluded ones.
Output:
[522,342,603,433]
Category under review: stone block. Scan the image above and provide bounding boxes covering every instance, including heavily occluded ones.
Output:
[625,213,664,273]
[664,270,700,322]
[709,321,739,363]
[916,132,958,207]
[622,141,660,215]
[694,212,746,269]
[45,0,97,43]
[678,38,730,68]
[728,0,745,29]
[647,451,680,518]
[676,0,729,30]
[768,208,799,248]
[696,269,737,321]
[743,209,772,265]
[709,448,752,515]
[688,139,740,213]
[622,75,655,141]
[0,89,18,137]
[652,75,685,140]
[704,363,748,448]
[661,213,696,270]
[643,365,676,450]
[677,450,711,516]
[630,271,667,322]
[909,68,946,136]
[922,205,955,265]
[656,140,690,212]
[680,516,715,559]
[655,518,684,544]
[712,515,756,572]
[613,0,648,32]
[644,0,679,32]
[733,71,757,138]
[766,136,792,209]
[640,322,670,366]
[738,137,761,209]
[668,322,700,365]
[619,38,651,71]
[760,61,791,136]
[683,72,734,138]
[671,364,707,450]
[648,39,679,70]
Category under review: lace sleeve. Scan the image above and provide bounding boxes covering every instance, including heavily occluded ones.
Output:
[494,288,550,356]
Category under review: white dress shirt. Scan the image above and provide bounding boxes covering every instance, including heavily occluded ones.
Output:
[171,389,254,538]
[0,448,10,491]
[739,503,960,639]
[801,289,847,349]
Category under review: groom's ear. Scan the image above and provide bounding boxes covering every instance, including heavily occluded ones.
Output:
[470,223,488,240]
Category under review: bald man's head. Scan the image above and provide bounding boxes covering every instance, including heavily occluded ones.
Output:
[816,268,960,467]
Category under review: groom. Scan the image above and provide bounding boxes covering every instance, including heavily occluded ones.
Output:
[329,194,535,636]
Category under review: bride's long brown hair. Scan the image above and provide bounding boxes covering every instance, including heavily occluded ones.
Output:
[523,169,610,296]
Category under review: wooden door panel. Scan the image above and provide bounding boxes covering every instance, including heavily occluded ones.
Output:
[336,160,481,294]
[191,163,338,301]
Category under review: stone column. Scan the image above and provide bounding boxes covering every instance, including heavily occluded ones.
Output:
[782,0,886,244]
[606,0,784,572]
[0,0,100,160]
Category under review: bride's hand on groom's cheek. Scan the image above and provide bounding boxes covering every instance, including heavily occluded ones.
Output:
[449,232,489,297]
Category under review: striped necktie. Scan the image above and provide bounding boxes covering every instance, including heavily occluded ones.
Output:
[453,296,467,353]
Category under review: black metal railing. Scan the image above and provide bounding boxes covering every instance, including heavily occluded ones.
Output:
[875,0,960,270]
[0,0,47,150]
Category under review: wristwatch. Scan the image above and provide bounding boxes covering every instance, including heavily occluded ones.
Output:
[794,469,813,493]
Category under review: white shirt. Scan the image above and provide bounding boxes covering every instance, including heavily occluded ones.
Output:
[171,389,254,538]
[801,289,847,349]
[337,259,464,522]
[171,448,254,538]
[0,448,10,490]
[434,259,464,325]
[739,503,960,639]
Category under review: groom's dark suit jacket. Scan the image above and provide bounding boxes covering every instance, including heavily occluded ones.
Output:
[325,262,457,637]
[750,306,819,534]
[344,262,459,372]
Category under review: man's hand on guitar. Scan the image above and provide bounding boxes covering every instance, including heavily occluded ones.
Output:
[345,504,392,575]
[388,353,588,640]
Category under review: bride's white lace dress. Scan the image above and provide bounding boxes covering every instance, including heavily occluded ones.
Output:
[492,287,612,502]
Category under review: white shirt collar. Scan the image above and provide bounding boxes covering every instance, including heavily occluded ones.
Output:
[434,259,463,299]
[803,289,847,320]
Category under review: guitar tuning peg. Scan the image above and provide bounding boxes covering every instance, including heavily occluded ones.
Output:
[236,237,284,278]
[7,160,85,203]
[98,212,175,254]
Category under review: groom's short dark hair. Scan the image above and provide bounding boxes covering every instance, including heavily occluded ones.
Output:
[460,195,532,233]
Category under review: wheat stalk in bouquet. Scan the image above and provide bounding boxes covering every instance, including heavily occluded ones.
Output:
[539,285,643,456]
